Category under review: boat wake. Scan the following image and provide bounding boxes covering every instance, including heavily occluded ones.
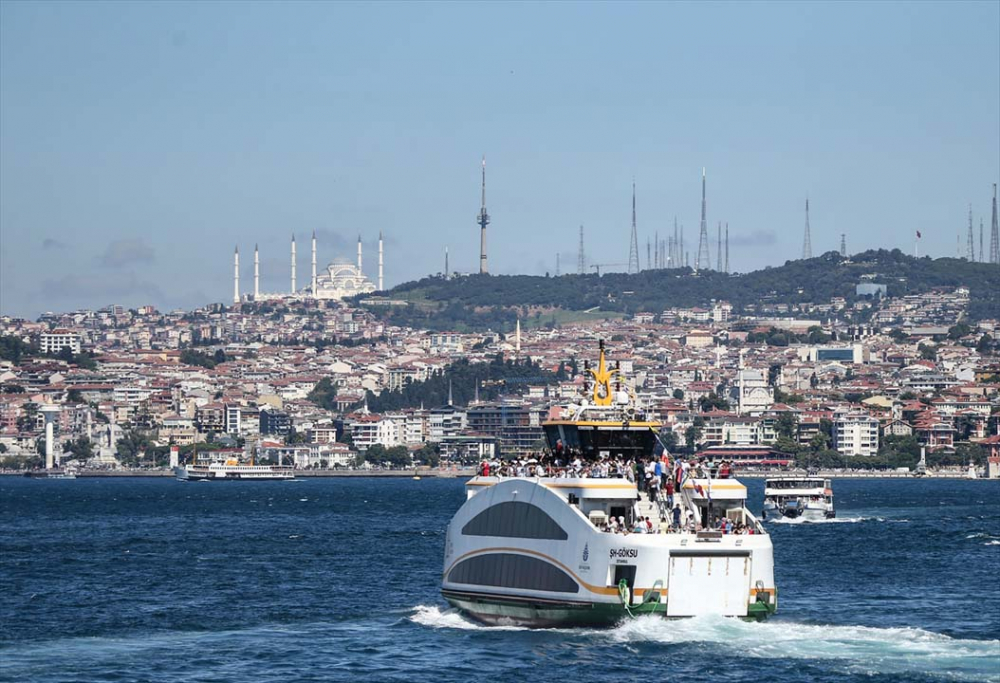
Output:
[409,605,533,631]
[409,607,999,680]
[768,515,905,525]
[611,615,999,681]
[967,532,1000,546]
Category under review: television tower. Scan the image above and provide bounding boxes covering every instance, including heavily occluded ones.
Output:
[628,181,640,274]
[967,204,975,261]
[577,225,586,274]
[673,217,679,267]
[840,233,847,257]
[477,156,490,274]
[696,169,710,270]
[555,252,560,277]
[991,183,999,264]
[445,247,450,280]
[802,198,812,259]
[646,237,651,271]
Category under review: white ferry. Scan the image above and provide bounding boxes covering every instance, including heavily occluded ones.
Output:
[174,456,294,481]
[441,342,777,627]
[762,476,834,521]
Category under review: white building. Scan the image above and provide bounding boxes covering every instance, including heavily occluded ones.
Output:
[833,412,880,457]
[40,330,81,355]
[350,415,401,450]
[729,369,774,415]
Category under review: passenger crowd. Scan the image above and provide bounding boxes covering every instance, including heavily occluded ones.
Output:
[476,444,759,536]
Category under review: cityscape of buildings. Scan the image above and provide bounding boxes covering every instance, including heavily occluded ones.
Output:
[2,276,999,476]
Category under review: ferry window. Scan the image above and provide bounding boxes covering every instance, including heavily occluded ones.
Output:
[462,502,568,540]
[448,553,579,593]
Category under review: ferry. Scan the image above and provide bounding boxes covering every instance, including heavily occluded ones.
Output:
[174,455,294,481]
[24,468,78,480]
[441,341,777,627]
[762,476,835,521]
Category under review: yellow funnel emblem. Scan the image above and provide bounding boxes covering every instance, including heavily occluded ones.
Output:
[588,341,618,406]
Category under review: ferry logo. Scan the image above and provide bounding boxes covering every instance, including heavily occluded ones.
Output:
[582,543,589,562]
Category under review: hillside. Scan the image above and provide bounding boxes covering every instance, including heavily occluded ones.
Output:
[360,250,1000,331]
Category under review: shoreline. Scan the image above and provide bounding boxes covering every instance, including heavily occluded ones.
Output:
[0,468,992,480]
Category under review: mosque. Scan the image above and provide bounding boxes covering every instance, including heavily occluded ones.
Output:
[233,232,383,303]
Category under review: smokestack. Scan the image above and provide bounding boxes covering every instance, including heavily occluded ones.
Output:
[378,231,384,291]
[290,235,297,293]
[233,246,240,304]
[254,244,259,299]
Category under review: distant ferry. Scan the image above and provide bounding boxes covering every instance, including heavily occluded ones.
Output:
[174,456,294,481]
[24,468,77,480]
[762,477,834,521]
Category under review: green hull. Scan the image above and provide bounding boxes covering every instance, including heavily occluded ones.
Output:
[442,589,776,628]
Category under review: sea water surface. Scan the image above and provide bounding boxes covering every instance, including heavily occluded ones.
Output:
[1,477,998,683]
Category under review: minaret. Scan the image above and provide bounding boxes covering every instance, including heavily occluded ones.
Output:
[445,247,450,279]
[577,225,585,274]
[967,204,975,261]
[725,223,730,274]
[357,234,363,272]
[696,168,710,270]
[478,156,490,274]
[628,180,640,274]
[716,221,722,271]
[802,198,812,259]
[515,319,521,355]
[378,231,384,290]
[290,235,297,293]
[233,246,240,304]
[253,244,259,299]
[311,230,317,293]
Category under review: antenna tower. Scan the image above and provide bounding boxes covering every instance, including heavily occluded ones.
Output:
[716,221,722,271]
[577,225,585,274]
[696,169,710,270]
[991,183,999,264]
[802,198,812,259]
[840,233,847,257]
[628,181,640,274]
[724,223,730,274]
[967,204,975,260]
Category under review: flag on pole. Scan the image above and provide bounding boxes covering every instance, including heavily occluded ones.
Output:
[916,230,922,239]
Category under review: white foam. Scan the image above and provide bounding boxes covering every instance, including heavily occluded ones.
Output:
[608,615,1000,680]
[985,540,1000,546]
[409,604,520,631]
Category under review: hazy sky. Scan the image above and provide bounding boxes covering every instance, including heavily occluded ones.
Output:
[2,1,998,318]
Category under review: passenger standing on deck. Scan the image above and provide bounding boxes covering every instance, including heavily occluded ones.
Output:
[672,504,682,529]
[665,478,674,508]
[636,460,645,493]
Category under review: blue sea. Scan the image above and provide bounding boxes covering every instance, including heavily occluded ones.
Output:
[1,477,998,683]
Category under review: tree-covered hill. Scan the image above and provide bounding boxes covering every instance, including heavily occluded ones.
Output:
[360,250,999,331]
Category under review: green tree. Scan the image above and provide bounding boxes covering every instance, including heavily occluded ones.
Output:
[307,377,339,411]
[776,412,798,439]
[673,388,684,400]
[62,437,94,464]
